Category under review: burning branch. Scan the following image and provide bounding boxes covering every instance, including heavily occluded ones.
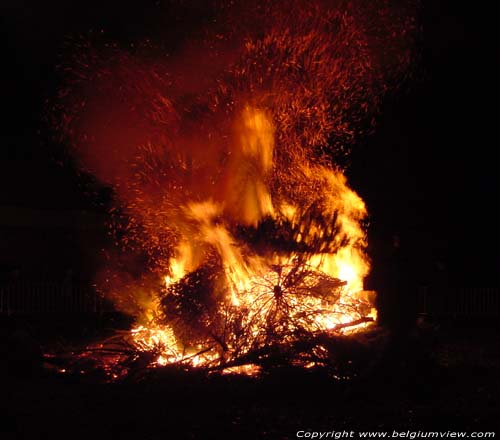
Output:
[46,0,417,378]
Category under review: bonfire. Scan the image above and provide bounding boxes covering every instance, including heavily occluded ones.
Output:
[47,0,416,380]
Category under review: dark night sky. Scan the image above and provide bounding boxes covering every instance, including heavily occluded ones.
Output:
[1,0,499,286]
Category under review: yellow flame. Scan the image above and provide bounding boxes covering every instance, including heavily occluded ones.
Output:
[222,106,275,226]
[164,242,193,288]
[131,105,376,372]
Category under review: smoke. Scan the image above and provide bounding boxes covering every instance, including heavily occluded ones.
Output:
[50,0,417,317]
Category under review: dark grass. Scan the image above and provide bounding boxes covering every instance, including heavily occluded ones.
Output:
[1,315,499,439]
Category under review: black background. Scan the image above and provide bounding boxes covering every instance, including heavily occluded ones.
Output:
[1,2,499,436]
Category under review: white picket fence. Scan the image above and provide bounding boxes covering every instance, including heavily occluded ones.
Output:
[0,281,105,314]
[2,281,498,317]
[418,286,500,317]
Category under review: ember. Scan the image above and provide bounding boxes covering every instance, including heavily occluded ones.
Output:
[49,0,416,378]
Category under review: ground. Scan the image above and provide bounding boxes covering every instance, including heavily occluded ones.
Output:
[0,316,499,439]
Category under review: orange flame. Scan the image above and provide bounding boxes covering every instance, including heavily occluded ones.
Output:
[52,0,417,375]
[130,107,376,370]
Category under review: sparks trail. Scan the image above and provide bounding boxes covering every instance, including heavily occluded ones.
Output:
[48,0,417,376]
